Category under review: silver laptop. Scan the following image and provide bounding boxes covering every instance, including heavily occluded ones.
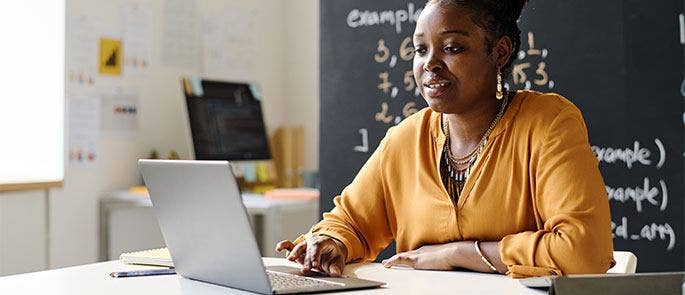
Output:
[138,160,384,294]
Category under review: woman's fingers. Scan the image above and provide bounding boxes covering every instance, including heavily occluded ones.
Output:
[320,253,331,274]
[314,242,334,270]
[302,239,320,274]
[293,235,347,276]
[382,253,417,269]
[319,246,335,274]
[287,242,307,263]
[275,240,294,253]
[326,256,344,277]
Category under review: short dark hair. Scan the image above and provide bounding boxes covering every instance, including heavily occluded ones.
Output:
[426,0,527,76]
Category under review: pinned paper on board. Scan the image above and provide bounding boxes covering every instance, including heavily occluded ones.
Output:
[99,38,122,75]
[120,2,154,72]
[67,15,99,87]
[100,89,139,136]
[162,0,200,69]
[68,95,100,167]
[202,6,259,80]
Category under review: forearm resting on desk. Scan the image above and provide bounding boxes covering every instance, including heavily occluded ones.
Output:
[381,241,507,274]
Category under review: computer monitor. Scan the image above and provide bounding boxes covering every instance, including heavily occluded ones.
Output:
[183,79,271,161]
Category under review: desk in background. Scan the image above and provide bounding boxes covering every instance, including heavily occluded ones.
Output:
[99,190,318,260]
[0,258,544,295]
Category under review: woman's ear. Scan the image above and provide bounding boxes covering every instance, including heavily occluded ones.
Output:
[494,36,513,69]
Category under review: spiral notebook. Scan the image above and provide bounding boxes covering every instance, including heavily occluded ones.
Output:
[119,247,174,268]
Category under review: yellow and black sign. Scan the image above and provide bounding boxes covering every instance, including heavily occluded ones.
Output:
[99,38,122,75]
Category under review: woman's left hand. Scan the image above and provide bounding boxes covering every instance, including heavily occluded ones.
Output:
[381,244,458,270]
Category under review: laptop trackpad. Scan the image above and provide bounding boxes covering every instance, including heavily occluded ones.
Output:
[266,265,338,278]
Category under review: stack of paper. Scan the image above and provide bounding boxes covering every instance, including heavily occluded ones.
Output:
[119,247,173,267]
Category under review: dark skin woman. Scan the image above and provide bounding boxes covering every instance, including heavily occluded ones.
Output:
[276,0,610,276]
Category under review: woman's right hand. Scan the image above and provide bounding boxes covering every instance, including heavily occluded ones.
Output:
[275,235,348,277]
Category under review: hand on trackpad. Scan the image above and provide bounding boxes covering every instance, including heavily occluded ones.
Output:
[301,267,341,277]
[267,265,346,278]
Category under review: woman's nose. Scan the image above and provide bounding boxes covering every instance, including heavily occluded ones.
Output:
[423,54,443,72]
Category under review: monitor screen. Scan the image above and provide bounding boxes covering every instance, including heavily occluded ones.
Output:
[185,80,271,161]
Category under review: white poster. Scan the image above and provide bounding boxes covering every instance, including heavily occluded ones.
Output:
[202,7,259,80]
[162,0,201,69]
[100,88,140,135]
[120,2,154,73]
[67,15,99,88]
[68,95,100,167]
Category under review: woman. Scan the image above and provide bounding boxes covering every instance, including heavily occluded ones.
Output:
[276,0,614,278]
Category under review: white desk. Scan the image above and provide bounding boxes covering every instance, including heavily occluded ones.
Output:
[99,191,319,260]
[0,258,544,294]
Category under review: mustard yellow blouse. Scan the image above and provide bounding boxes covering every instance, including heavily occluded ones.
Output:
[299,90,614,277]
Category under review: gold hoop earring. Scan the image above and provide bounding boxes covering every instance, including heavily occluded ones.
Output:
[496,69,504,100]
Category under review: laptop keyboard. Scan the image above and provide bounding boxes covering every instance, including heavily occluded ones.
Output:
[267,271,344,290]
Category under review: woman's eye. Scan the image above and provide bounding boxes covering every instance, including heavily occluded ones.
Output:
[445,46,464,53]
[415,46,427,56]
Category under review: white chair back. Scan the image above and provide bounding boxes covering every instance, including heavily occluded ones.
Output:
[607,251,637,274]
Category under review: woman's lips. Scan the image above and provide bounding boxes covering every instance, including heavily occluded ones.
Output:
[423,81,451,98]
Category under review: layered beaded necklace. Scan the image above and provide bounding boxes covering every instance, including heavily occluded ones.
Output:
[441,92,510,201]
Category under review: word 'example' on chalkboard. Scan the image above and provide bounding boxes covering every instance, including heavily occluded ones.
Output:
[594,138,675,251]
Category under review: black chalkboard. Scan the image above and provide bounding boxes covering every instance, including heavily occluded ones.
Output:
[320,0,685,272]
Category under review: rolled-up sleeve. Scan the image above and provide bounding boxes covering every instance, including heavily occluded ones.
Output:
[294,129,395,263]
[499,105,614,278]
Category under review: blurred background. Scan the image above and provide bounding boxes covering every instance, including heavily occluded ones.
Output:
[0,0,319,275]
[1,0,684,276]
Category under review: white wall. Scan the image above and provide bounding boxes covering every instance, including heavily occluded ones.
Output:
[284,0,320,171]
[0,191,47,275]
[0,0,319,275]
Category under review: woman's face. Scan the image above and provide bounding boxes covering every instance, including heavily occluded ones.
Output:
[413,3,501,114]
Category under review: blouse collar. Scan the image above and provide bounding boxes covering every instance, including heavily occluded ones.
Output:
[431,90,525,144]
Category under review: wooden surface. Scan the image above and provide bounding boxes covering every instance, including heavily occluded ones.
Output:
[0,181,63,192]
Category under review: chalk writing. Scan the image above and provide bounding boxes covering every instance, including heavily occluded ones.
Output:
[592,139,665,169]
[375,102,393,124]
[607,178,668,213]
[378,71,393,94]
[403,102,418,117]
[399,37,414,60]
[347,3,422,34]
[370,32,423,126]
[509,32,554,91]
[353,128,369,153]
[403,70,415,91]
[612,217,675,251]
[374,39,390,63]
